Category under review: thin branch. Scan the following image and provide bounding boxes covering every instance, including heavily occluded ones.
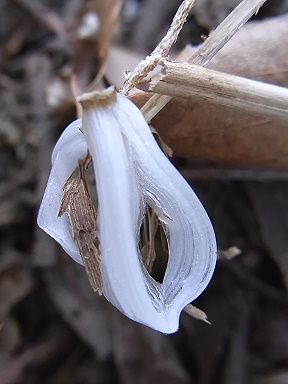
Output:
[120,0,196,95]
[150,60,288,122]
[184,304,211,325]
[141,0,269,122]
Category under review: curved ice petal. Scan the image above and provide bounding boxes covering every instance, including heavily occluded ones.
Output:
[79,89,217,333]
[37,120,87,264]
[79,94,164,330]
[116,94,217,310]
[51,119,82,163]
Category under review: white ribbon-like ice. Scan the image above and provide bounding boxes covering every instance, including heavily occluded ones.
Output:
[38,88,217,333]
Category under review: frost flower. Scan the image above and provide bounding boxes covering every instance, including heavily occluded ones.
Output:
[38,87,217,333]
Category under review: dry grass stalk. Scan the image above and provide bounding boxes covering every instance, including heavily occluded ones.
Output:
[184,304,211,325]
[140,207,159,273]
[120,0,196,95]
[220,247,242,260]
[141,0,269,122]
[150,60,288,122]
[131,15,288,169]
[58,155,103,295]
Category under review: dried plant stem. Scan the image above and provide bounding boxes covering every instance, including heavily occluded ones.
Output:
[150,60,288,122]
[141,0,268,122]
[120,0,196,95]
[58,156,103,295]
[184,304,211,325]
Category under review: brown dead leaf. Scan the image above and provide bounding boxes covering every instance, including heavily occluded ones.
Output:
[105,45,142,89]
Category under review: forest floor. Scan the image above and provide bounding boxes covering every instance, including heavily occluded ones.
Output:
[1,1,288,383]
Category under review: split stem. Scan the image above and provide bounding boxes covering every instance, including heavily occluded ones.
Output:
[141,0,269,122]
[151,60,288,122]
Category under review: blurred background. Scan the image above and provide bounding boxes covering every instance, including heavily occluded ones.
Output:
[1,0,288,383]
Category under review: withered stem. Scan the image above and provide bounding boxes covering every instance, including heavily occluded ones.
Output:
[58,156,102,295]
[184,304,211,325]
[120,0,196,95]
[141,0,269,122]
[151,60,288,122]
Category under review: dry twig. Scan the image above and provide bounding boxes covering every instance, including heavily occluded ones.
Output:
[141,0,269,122]
[131,14,288,168]
[150,60,288,122]
[121,0,196,95]
[58,155,102,294]
[184,304,211,325]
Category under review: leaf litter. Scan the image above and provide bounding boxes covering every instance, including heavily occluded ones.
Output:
[1,0,288,382]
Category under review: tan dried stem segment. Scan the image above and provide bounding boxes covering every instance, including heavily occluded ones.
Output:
[77,87,117,109]
[141,0,269,122]
[140,207,159,273]
[151,60,288,122]
[120,0,196,95]
[58,155,103,295]
[184,304,211,325]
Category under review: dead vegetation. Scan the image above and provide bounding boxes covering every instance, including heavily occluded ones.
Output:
[1,0,288,383]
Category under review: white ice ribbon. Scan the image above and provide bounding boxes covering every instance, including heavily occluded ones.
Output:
[38,88,217,333]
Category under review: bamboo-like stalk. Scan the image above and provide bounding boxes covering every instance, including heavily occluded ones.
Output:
[150,60,288,122]
[141,0,268,122]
